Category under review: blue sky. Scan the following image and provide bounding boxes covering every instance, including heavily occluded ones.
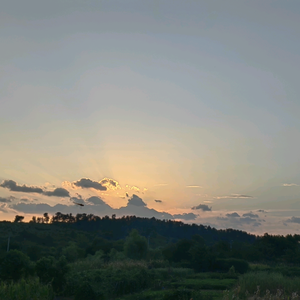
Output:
[1,0,300,234]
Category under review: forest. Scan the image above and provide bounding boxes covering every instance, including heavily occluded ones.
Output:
[1,212,300,300]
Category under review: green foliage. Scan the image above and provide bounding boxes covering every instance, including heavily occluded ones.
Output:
[163,288,192,300]
[237,271,300,296]
[35,256,56,284]
[171,278,236,290]
[74,281,97,300]
[0,250,31,281]
[0,278,53,300]
[35,255,69,294]
[124,229,148,260]
[214,258,249,274]
[66,260,152,298]
[62,242,81,262]
[228,265,236,275]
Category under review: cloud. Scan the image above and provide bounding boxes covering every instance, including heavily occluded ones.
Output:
[226,212,240,218]
[155,199,163,203]
[100,178,121,190]
[242,212,259,218]
[214,194,254,199]
[125,185,140,192]
[186,185,202,188]
[191,204,212,211]
[43,188,70,197]
[286,217,300,224]
[73,178,107,191]
[86,196,106,205]
[282,183,299,187]
[257,209,267,213]
[173,213,198,220]
[126,193,129,197]
[239,217,261,226]
[0,197,13,203]
[0,180,43,194]
[154,183,168,186]
[127,194,147,206]
[70,196,85,205]
[217,214,262,227]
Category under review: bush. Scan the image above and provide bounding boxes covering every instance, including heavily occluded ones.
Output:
[163,288,192,300]
[0,250,31,281]
[124,230,148,260]
[237,271,300,296]
[74,281,97,300]
[0,278,54,300]
[35,255,69,294]
[214,258,249,274]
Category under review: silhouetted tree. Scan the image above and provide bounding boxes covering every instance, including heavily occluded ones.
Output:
[13,215,24,223]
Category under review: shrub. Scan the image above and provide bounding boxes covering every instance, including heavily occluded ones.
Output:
[0,250,31,281]
[237,271,300,296]
[0,278,54,300]
[214,258,249,274]
[124,230,148,260]
[74,281,97,300]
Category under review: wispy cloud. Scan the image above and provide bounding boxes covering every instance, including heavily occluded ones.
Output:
[214,194,254,199]
[125,185,140,192]
[242,212,259,218]
[282,183,299,187]
[155,199,163,203]
[154,183,168,186]
[186,185,202,188]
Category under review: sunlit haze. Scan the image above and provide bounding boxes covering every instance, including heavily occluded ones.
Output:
[1,0,300,235]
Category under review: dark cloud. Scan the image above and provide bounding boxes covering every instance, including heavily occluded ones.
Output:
[0,197,13,203]
[0,180,43,194]
[11,202,113,214]
[192,204,212,211]
[257,209,267,213]
[127,194,147,207]
[73,178,107,191]
[242,212,259,218]
[87,196,106,205]
[155,200,162,203]
[70,197,85,205]
[126,193,129,198]
[173,213,198,220]
[217,214,262,227]
[43,188,70,197]
[286,217,300,224]
[226,212,240,218]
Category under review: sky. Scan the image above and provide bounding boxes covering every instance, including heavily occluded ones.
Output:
[1,0,300,235]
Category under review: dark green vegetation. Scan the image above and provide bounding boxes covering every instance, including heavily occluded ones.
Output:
[1,213,300,299]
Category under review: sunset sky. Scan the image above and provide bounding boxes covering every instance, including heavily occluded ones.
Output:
[1,0,300,235]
